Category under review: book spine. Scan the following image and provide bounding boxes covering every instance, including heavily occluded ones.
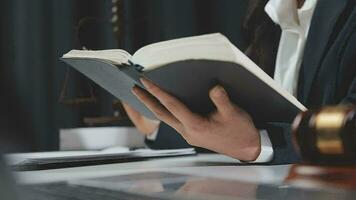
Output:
[128,60,145,72]
[121,61,144,87]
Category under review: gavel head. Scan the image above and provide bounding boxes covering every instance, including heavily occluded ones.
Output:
[292,105,356,165]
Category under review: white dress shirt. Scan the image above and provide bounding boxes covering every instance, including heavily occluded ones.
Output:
[147,0,318,163]
[265,0,318,96]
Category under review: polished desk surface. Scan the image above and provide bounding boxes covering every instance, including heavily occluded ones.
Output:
[13,153,290,185]
[12,153,356,199]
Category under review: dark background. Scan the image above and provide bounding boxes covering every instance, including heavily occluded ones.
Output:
[0,0,248,152]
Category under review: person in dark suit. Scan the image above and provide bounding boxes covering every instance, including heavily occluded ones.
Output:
[124,0,356,164]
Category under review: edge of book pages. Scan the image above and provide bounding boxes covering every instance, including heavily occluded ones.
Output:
[62,33,306,112]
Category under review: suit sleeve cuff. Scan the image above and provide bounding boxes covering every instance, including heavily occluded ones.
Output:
[249,130,274,163]
[145,127,159,141]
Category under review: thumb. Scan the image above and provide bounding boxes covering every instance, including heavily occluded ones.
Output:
[122,102,160,135]
[209,85,235,117]
[122,102,142,120]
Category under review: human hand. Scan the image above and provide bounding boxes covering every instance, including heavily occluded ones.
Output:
[132,78,261,161]
[122,102,160,136]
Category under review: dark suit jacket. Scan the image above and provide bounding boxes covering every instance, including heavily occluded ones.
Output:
[145,0,356,164]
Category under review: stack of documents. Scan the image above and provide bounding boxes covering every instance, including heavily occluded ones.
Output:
[6,148,196,171]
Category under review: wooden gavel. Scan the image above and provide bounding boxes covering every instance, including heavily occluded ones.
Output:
[292,106,356,165]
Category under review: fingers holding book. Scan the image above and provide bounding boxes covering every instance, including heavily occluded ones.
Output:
[132,78,261,162]
[140,78,205,128]
[132,85,183,133]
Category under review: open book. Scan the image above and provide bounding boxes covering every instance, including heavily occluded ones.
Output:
[62,33,306,123]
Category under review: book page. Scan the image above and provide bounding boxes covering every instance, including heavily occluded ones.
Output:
[132,33,236,71]
[62,49,132,66]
